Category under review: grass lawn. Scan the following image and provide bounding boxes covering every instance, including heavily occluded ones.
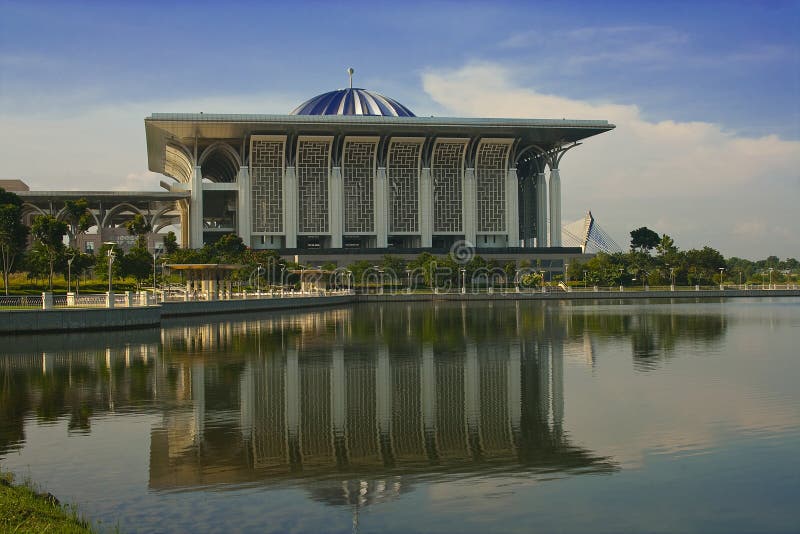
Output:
[0,471,94,533]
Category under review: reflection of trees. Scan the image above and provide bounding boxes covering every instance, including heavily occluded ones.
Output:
[561,302,726,371]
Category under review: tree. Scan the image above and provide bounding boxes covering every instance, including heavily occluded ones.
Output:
[630,227,660,252]
[94,243,123,282]
[62,198,93,247]
[0,188,29,294]
[121,245,153,289]
[213,234,246,262]
[30,214,68,290]
[124,214,152,248]
[163,231,178,254]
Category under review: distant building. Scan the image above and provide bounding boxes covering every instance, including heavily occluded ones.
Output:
[0,179,30,192]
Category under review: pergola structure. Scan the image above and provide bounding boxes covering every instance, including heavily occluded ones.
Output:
[165,263,243,300]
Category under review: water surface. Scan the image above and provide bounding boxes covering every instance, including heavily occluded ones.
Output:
[1,298,798,533]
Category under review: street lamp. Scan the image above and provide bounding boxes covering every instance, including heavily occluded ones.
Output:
[460,268,466,294]
[564,263,569,286]
[378,269,384,295]
[256,263,263,295]
[719,267,725,290]
[104,242,116,295]
[539,270,546,293]
[66,250,75,294]
[769,267,774,289]
[152,246,163,292]
[670,267,676,290]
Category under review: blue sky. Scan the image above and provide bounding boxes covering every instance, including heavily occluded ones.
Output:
[1,0,799,258]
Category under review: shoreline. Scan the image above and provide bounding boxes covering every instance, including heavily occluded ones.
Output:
[1,289,798,335]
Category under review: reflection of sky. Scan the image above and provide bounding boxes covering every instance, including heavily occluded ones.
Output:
[1,298,799,533]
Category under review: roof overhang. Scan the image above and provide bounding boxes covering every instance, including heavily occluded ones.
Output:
[145,113,615,177]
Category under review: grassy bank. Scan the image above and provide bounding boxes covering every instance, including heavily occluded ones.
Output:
[0,470,93,533]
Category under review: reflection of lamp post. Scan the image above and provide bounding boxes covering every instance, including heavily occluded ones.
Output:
[460,268,466,294]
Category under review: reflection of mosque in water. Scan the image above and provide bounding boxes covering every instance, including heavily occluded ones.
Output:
[150,303,617,505]
[2,301,729,506]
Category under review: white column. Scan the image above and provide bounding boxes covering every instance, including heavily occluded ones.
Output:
[375,167,388,248]
[549,168,561,247]
[463,167,476,245]
[506,167,519,247]
[535,172,547,248]
[330,166,343,248]
[420,167,432,247]
[237,165,251,247]
[284,166,297,248]
[190,165,204,248]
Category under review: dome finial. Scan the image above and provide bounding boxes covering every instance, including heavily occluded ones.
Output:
[347,67,354,89]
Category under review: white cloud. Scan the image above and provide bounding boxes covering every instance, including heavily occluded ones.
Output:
[422,62,800,258]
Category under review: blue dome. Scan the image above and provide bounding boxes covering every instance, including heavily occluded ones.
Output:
[290,88,415,117]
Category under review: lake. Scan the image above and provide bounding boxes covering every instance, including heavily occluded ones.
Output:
[1,297,799,533]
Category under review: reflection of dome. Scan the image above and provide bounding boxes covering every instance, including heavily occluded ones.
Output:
[290,88,415,117]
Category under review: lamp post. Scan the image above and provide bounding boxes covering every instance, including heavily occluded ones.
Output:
[256,263,262,295]
[152,246,162,292]
[405,269,412,294]
[583,270,587,289]
[460,268,466,294]
[104,242,116,295]
[719,267,725,290]
[769,267,774,289]
[564,263,569,287]
[670,267,676,291]
[539,270,546,293]
[66,250,75,294]
[378,269,384,295]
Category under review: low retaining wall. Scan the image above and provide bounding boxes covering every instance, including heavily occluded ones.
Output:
[0,306,162,334]
[2,290,797,334]
[160,294,355,317]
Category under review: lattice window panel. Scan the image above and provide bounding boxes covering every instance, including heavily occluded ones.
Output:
[432,142,466,233]
[475,142,510,232]
[343,140,376,233]
[250,138,284,233]
[297,139,331,233]
[387,141,421,233]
